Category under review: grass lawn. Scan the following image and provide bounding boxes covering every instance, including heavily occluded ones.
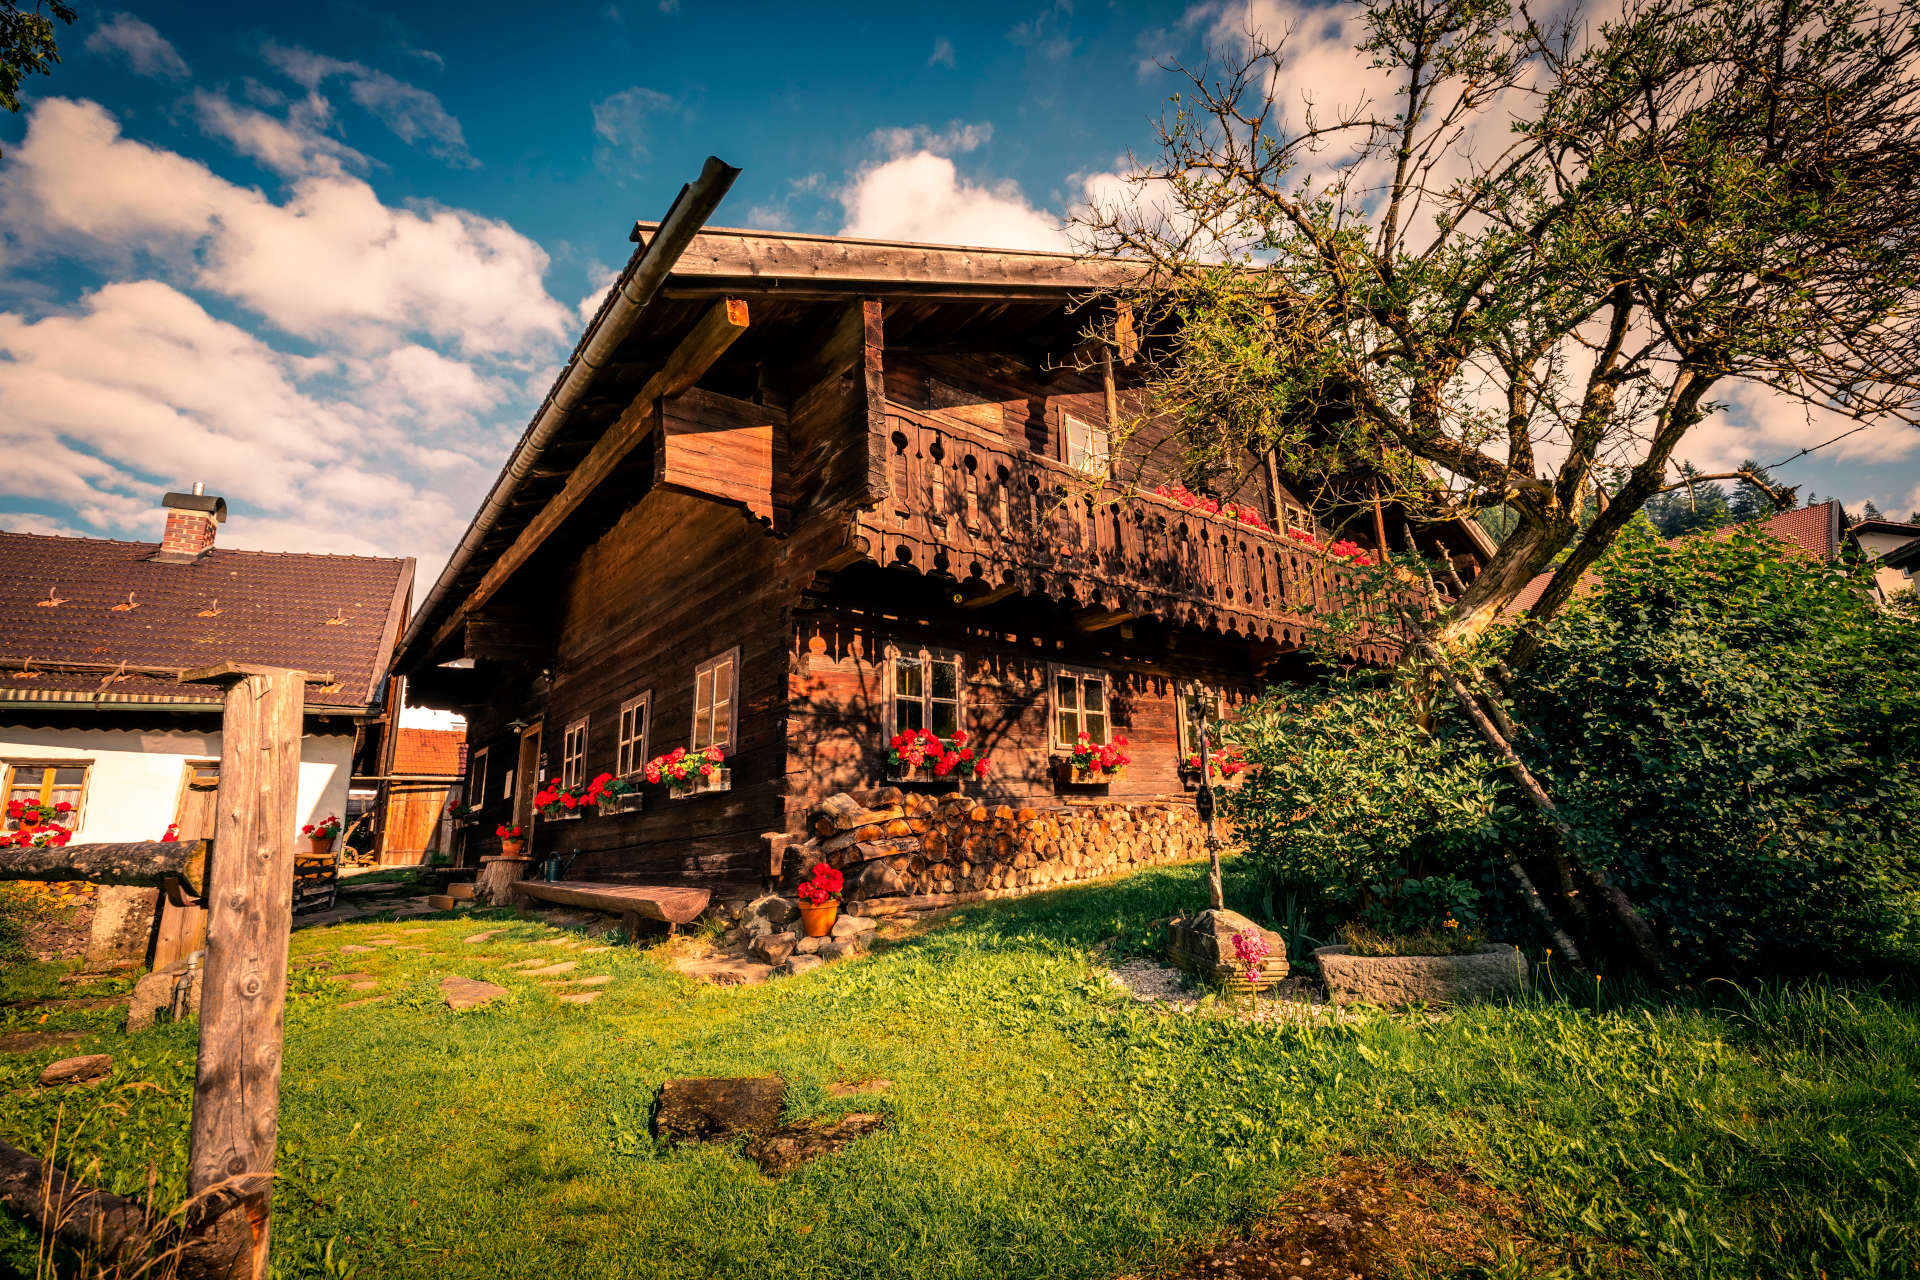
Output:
[2,857,1917,1279]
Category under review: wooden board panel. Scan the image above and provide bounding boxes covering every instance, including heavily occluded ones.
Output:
[517,879,710,924]
[659,387,790,529]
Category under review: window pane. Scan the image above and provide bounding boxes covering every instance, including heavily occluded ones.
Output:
[1085,711,1108,743]
[897,699,923,733]
[692,713,710,752]
[930,658,958,700]
[1055,673,1078,713]
[895,658,922,698]
[1056,708,1077,745]
[52,767,85,789]
[715,659,734,703]
[711,699,731,748]
[931,700,958,738]
[695,668,714,716]
[1082,679,1105,714]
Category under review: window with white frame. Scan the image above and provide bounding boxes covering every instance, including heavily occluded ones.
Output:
[3,760,90,829]
[1065,414,1110,476]
[561,717,589,790]
[1176,685,1223,758]
[890,647,962,738]
[616,692,651,776]
[692,647,739,753]
[1050,665,1111,748]
[467,746,488,806]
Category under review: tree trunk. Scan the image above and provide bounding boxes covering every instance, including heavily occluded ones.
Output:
[1432,514,1572,649]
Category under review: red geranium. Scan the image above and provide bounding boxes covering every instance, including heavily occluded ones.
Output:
[160,823,179,842]
[1067,731,1131,777]
[797,861,843,906]
[495,824,526,840]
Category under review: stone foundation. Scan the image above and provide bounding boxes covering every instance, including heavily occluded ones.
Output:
[788,787,1210,905]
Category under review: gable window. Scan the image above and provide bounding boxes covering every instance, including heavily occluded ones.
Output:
[1176,685,1224,758]
[560,717,589,790]
[4,761,89,828]
[1050,665,1111,748]
[692,647,739,753]
[467,746,488,807]
[890,647,962,738]
[1065,414,1110,477]
[617,692,651,776]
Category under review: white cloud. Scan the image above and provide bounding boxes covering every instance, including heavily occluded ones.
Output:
[576,262,620,323]
[1009,2,1078,60]
[262,42,477,168]
[1,98,572,358]
[194,89,366,179]
[839,151,1069,249]
[929,36,956,68]
[871,121,993,158]
[591,87,680,171]
[1676,383,1920,475]
[85,13,189,79]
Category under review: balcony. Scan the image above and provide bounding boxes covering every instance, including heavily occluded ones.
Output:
[857,404,1389,654]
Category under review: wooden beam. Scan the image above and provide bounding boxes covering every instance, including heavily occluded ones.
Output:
[1074,608,1135,633]
[182,665,305,1280]
[956,583,1018,610]
[432,298,751,654]
[462,612,546,663]
[0,839,209,897]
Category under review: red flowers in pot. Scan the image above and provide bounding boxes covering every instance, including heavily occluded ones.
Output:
[796,863,844,937]
[495,823,527,856]
[301,814,342,854]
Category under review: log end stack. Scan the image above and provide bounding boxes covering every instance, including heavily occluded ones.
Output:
[791,787,1209,909]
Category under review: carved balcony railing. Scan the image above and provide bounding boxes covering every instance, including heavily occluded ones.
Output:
[856,405,1394,657]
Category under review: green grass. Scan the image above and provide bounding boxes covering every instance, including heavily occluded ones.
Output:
[1,859,1916,1279]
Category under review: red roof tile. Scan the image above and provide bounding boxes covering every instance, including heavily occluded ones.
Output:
[0,531,411,709]
[393,728,466,776]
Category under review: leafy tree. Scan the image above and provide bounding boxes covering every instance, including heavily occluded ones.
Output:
[1863,499,1886,520]
[1082,0,1920,667]
[0,0,75,156]
[1645,463,1734,536]
[1726,460,1785,525]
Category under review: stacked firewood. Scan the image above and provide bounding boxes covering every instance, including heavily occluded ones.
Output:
[789,787,1208,903]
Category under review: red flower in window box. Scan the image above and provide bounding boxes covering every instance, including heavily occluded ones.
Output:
[887,728,990,782]
[1063,732,1130,782]
[646,748,729,797]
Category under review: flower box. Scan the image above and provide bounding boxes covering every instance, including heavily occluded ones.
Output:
[541,807,585,822]
[668,766,730,800]
[886,730,991,785]
[1060,760,1125,787]
[598,791,644,816]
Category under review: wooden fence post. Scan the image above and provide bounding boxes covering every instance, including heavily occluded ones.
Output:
[179,663,305,1280]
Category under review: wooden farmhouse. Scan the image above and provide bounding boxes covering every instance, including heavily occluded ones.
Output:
[394,210,1491,907]
[0,489,413,961]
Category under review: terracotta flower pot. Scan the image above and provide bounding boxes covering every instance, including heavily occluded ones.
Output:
[18,815,41,830]
[501,838,526,857]
[798,900,839,938]
[308,835,335,856]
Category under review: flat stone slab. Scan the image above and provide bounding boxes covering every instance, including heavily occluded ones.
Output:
[1315,944,1526,1007]
[39,1054,113,1087]
[520,961,578,977]
[338,944,377,953]
[339,996,386,1009]
[441,976,509,1010]
[0,1031,85,1054]
[557,992,599,1004]
[746,1113,888,1176]
[672,955,774,987]
[550,976,612,988]
[463,930,506,943]
[655,1076,787,1143]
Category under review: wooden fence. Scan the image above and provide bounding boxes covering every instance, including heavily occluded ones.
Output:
[0,663,313,1280]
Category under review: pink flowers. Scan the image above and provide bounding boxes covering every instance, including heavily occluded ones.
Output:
[1231,929,1270,986]
[1184,743,1248,779]
[1284,527,1375,566]
[1151,484,1273,530]
[160,822,179,843]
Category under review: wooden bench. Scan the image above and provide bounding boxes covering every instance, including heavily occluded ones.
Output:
[515,880,711,935]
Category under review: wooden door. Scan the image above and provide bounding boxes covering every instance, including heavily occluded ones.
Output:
[512,724,542,830]
[152,760,218,969]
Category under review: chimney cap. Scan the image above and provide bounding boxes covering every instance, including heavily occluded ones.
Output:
[162,491,227,522]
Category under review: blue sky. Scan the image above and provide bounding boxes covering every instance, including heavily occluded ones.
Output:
[0,0,1915,589]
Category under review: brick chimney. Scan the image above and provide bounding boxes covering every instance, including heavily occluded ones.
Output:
[153,483,227,564]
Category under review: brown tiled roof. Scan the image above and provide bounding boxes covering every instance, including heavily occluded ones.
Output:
[393,727,466,776]
[0,531,411,710]
[1503,501,1844,620]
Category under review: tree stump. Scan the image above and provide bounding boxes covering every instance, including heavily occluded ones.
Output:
[475,856,531,906]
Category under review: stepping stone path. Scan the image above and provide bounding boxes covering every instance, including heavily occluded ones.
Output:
[464,930,505,944]
[557,975,613,987]
[39,1054,113,1087]
[441,976,508,1010]
[339,944,376,953]
[520,961,578,977]
[557,992,599,1005]
[324,973,377,991]
[747,1113,888,1177]
[672,955,774,986]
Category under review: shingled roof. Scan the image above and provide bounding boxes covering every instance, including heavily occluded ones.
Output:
[392,727,466,776]
[0,531,412,712]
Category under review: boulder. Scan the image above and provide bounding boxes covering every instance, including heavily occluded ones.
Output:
[750,932,799,965]
[39,1054,113,1087]
[782,954,825,976]
[794,934,826,955]
[748,894,798,926]
[127,956,203,1032]
[1314,944,1526,1007]
[654,1076,786,1143]
[1164,909,1290,991]
[830,914,877,939]
[818,938,860,962]
[441,976,509,1010]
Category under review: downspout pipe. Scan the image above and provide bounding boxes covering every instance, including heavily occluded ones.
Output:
[393,156,741,670]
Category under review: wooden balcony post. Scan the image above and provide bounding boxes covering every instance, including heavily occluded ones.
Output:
[179,663,306,1280]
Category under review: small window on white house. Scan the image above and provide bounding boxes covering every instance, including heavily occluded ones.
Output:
[692,647,739,753]
[617,692,651,776]
[1176,685,1223,758]
[467,746,488,806]
[1050,665,1111,748]
[561,717,589,790]
[3,761,90,829]
[891,648,962,738]
[1065,415,1110,477]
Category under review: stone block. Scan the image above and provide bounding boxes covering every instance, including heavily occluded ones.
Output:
[751,931,798,965]
[1164,909,1290,991]
[782,954,825,976]
[830,914,876,939]
[1314,944,1526,1007]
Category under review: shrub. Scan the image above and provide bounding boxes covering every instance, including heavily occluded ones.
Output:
[1512,522,1920,977]
[1222,678,1501,960]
